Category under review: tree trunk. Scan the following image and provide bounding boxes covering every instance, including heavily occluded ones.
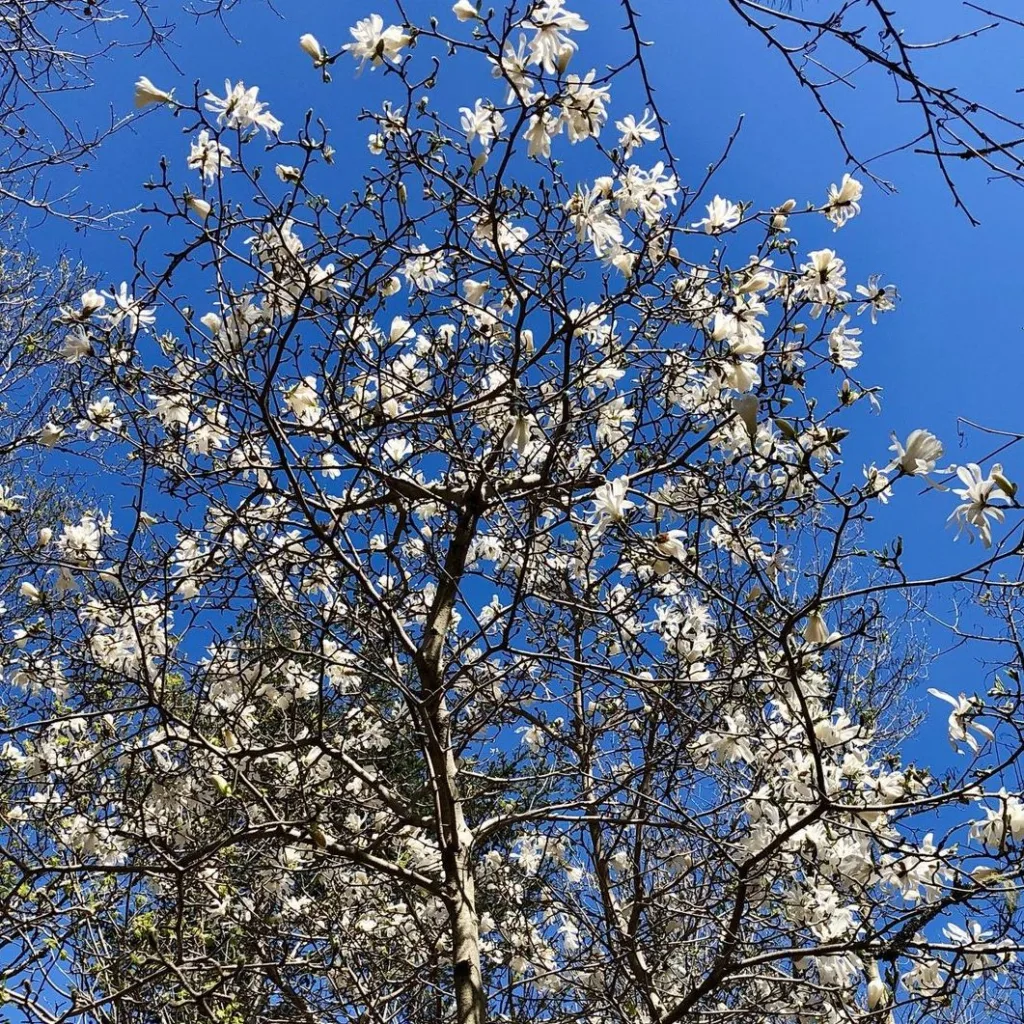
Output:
[418,495,487,1024]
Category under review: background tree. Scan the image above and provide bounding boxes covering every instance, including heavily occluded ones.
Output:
[2,4,1024,1024]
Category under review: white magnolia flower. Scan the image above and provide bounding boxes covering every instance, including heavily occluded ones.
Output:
[452,0,479,21]
[948,463,1010,547]
[383,437,412,462]
[942,920,998,973]
[343,15,410,69]
[856,274,898,323]
[797,248,848,309]
[863,464,892,503]
[78,396,123,439]
[389,316,414,344]
[134,76,174,108]
[560,72,610,143]
[524,0,588,73]
[61,327,92,363]
[695,195,742,234]
[928,688,995,754]
[721,359,759,394]
[65,288,106,321]
[275,164,302,183]
[105,282,156,334]
[504,413,536,455]
[566,186,622,256]
[400,246,450,292]
[823,173,863,229]
[524,111,558,159]
[187,130,232,183]
[37,422,64,447]
[204,80,282,135]
[770,197,797,232]
[59,515,104,565]
[866,963,890,1010]
[693,713,755,765]
[653,530,687,562]
[802,611,831,646]
[520,724,546,753]
[615,161,678,225]
[615,109,659,158]
[828,315,862,368]
[460,99,505,150]
[284,376,323,425]
[186,195,212,219]
[970,789,1024,847]
[888,429,943,476]
[732,394,758,440]
[590,477,634,533]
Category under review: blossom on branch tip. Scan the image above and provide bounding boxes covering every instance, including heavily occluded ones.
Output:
[134,76,174,108]
[695,195,742,234]
[887,429,944,476]
[204,80,282,135]
[524,0,588,73]
[615,110,659,158]
[823,173,863,229]
[299,33,327,65]
[590,477,634,534]
[948,462,1010,546]
[186,195,212,219]
[343,15,410,70]
[928,688,995,754]
[452,0,480,21]
[187,131,232,184]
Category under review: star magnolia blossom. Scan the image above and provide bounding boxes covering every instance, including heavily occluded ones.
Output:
[187,130,232,183]
[615,109,659,157]
[343,14,410,69]
[591,476,634,531]
[948,462,1011,546]
[452,0,479,21]
[928,688,996,753]
[823,173,863,229]
[205,80,282,135]
[696,194,742,234]
[889,428,944,476]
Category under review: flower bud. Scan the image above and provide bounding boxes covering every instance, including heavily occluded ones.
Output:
[452,0,479,20]
[275,164,302,184]
[187,195,212,219]
[299,33,326,65]
[211,774,233,798]
[38,422,63,447]
[866,963,889,1010]
[803,612,829,646]
[134,76,174,108]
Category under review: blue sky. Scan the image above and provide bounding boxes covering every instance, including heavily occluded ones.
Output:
[25,0,1023,753]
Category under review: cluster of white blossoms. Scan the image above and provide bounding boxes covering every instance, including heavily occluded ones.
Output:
[3,5,1022,1024]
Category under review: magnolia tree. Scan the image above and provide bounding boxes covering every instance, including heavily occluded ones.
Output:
[4,4,1024,1024]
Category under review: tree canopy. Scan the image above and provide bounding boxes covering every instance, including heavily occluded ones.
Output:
[2,4,1024,1024]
